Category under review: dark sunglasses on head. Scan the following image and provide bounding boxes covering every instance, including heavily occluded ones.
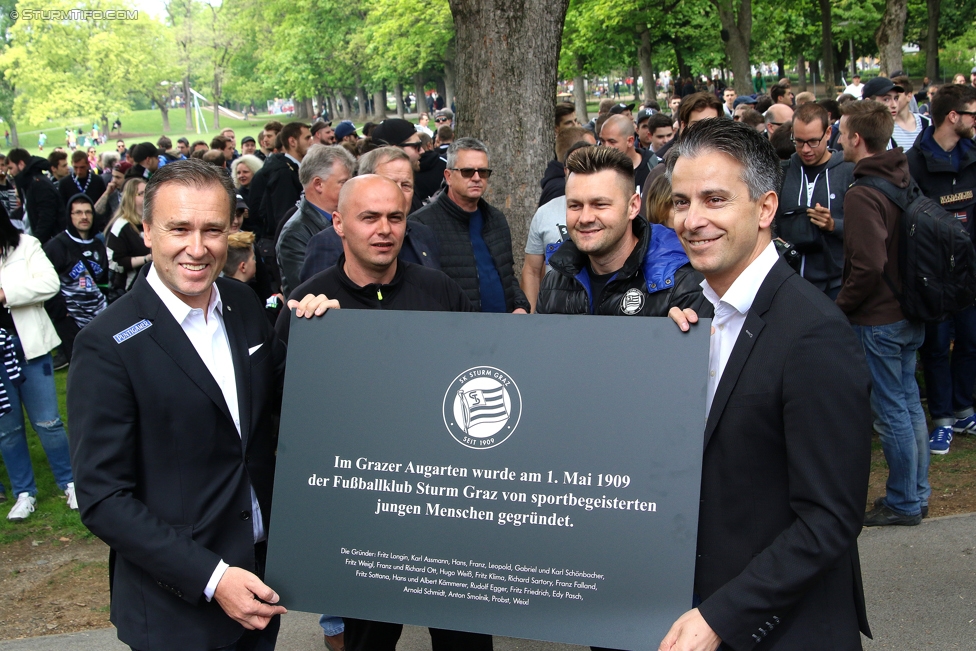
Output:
[450,167,492,179]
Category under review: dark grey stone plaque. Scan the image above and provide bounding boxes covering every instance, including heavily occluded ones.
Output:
[266,310,709,650]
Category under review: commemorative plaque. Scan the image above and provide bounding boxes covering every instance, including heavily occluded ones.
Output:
[266,310,709,649]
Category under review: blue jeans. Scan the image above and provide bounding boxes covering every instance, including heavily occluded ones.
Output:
[0,336,74,496]
[919,306,976,426]
[852,321,930,516]
[319,614,344,636]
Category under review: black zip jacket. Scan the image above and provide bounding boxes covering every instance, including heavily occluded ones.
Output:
[538,159,566,207]
[906,126,976,243]
[276,256,472,345]
[538,217,706,316]
[14,156,64,243]
[410,191,530,312]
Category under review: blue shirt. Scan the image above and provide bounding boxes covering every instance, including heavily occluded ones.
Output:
[468,209,506,312]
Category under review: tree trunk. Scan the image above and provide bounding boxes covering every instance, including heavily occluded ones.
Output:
[925,0,941,80]
[819,0,836,96]
[305,97,315,119]
[342,93,356,120]
[355,78,368,122]
[876,0,908,76]
[315,95,325,118]
[414,73,427,115]
[797,55,807,91]
[777,58,786,80]
[183,77,193,131]
[448,0,570,271]
[373,86,387,120]
[638,27,655,105]
[443,60,456,109]
[394,82,405,117]
[9,122,18,148]
[573,56,588,122]
[712,0,753,96]
[160,105,171,133]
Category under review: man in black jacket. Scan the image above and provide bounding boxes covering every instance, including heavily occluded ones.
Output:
[260,122,311,236]
[906,83,976,455]
[664,119,871,651]
[410,138,530,313]
[277,175,483,651]
[537,146,704,316]
[59,151,107,232]
[276,144,355,297]
[7,148,64,243]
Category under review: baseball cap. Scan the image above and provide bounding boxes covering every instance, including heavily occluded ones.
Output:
[371,118,417,146]
[334,120,358,141]
[733,96,758,108]
[609,102,636,115]
[861,77,904,99]
[434,109,454,121]
[636,108,655,124]
[310,120,332,136]
[241,135,256,145]
[235,194,247,211]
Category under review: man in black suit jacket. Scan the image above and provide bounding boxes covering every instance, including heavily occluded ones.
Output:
[68,160,330,651]
[662,120,872,651]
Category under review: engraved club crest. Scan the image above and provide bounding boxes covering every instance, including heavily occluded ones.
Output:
[443,366,522,449]
[620,288,644,315]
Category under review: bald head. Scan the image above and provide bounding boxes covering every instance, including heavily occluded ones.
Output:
[337,174,404,215]
[333,175,407,283]
[765,104,794,137]
[600,114,637,156]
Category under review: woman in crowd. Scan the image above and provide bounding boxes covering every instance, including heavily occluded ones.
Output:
[0,207,76,520]
[232,154,262,204]
[104,177,150,292]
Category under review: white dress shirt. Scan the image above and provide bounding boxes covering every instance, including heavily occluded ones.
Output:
[701,241,780,417]
[146,266,265,600]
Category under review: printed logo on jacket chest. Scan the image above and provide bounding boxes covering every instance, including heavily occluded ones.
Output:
[620,288,644,315]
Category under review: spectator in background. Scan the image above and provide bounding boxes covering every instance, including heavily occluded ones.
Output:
[764,103,794,137]
[795,91,815,106]
[416,113,433,137]
[769,120,796,160]
[176,137,191,159]
[94,161,127,221]
[210,135,236,166]
[891,76,930,152]
[86,147,99,173]
[191,140,209,154]
[48,150,70,182]
[58,151,107,232]
[777,102,852,298]
[905,83,976,455]
[842,74,864,99]
[42,194,108,328]
[156,136,177,167]
[411,138,530,313]
[7,148,63,243]
[643,112,675,153]
[98,152,119,186]
[104,177,151,293]
[0,157,20,227]
[434,126,454,149]
[738,108,766,133]
[0,210,76,520]
[232,154,263,205]
[220,127,239,161]
[835,99,929,527]
[223,230,258,286]
[538,126,595,209]
[311,121,335,146]
[126,142,159,180]
[241,136,257,156]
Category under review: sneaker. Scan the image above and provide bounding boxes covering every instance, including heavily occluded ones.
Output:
[874,495,927,519]
[50,347,69,371]
[929,426,953,455]
[864,504,921,527]
[65,483,78,510]
[952,414,976,435]
[7,493,36,521]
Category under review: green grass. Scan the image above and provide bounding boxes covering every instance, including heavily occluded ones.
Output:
[0,368,93,544]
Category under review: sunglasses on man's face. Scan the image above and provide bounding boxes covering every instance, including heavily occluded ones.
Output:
[435,117,451,123]
[450,167,492,179]
[400,142,423,151]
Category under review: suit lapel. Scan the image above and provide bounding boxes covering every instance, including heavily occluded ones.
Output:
[220,288,252,450]
[703,259,793,449]
[132,279,236,431]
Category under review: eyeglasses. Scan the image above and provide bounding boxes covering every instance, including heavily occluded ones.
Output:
[400,142,423,151]
[450,167,492,179]
[791,132,827,149]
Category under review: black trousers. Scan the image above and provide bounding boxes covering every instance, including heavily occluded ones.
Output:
[343,618,493,651]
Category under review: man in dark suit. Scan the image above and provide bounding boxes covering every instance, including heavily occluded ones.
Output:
[68,159,330,651]
[663,119,872,650]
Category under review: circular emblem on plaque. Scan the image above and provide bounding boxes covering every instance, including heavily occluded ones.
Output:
[620,288,644,315]
[443,366,522,449]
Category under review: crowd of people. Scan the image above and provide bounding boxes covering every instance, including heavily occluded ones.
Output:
[0,66,974,651]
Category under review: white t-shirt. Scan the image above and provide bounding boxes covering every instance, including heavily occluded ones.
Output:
[842,83,864,99]
[525,196,568,273]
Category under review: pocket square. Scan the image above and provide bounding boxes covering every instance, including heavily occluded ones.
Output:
[248,344,263,356]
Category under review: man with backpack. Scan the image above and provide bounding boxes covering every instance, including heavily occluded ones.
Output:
[906,84,976,455]
[835,100,930,527]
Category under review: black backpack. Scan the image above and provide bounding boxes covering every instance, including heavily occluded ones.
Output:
[852,176,976,322]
